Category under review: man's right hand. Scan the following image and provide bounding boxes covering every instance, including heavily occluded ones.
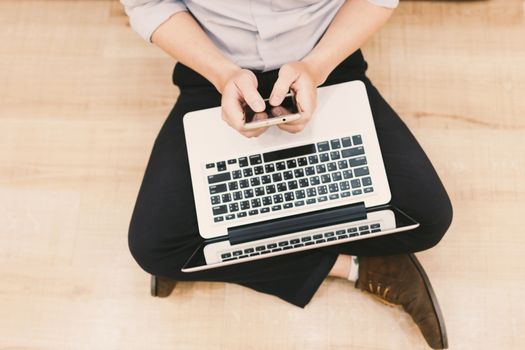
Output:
[219,69,269,138]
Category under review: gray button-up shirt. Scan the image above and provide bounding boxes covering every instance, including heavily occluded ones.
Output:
[121,0,398,71]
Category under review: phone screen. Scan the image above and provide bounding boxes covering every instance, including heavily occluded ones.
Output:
[243,95,299,124]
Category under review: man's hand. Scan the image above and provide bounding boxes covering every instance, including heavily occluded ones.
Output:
[220,69,269,138]
[269,61,321,134]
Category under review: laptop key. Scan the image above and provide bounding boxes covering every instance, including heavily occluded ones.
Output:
[319,153,329,162]
[318,196,328,202]
[338,235,348,239]
[330,151,340,160]
[327,162,337,172]
[243,168,253,177]
[371,223,381,229]
[354,166,370,177]
[301,236,312,242]
[283,171,293,180]
[225,214,235,220]
[208,172,231,184]
[272,173,283,182]
[256,246,266,251]
[321,174,331,183]
[221,253,232,259]
[313,234,323,240]
[341,137,352,147]
[316,164,327,173]
[305,166,315,175]
[214,216,224,222]
[265,164,275,173]
[248,209,258,216]
[261,175,272,184]
[317,141,330,152]
[283,203,293,209]
[293,244,304,248]
[305,241,315,246]
[238,157,249,167]
[249,154,262,165]
[364,187,374,193]
[206,163,215,169]
[324,232,335,237]
[330,139,341,149]
[233,250,243,256]
[217,161,226,171]
[327,237,337,241]
[254,166,264,175]
[229,203,239,212]
[352,189,363,196]
[349,156,367,167]
[351,179,361,188]
[362,177,372,186]
[251,198,261,208]
[272,205,282,211]
[288,180,298,190]
[273,194,284,203]
[237,211,247,218]
[343,170,353,179]
[294,168,305,178]
[240,201,250,210]
[255,187,265,196]
[209,184,227,194]
[232,170,242,179]
[290,239,300,244]
[329,184,339,193]
[283,246,293,250]
[233,191,243,201]
[318,185,328,195]
[267,243,278,249]
[211,195,220,205]
[239,179,249,188]
[336,230,346,235]
[306,198,316,204]
[221,193,232,203]
[352,135,363,145]
[278,241,289,247]
[276,161,286,171]
[294,200,305,207]
[212,205,227,216]
[286,159,297,169]
[308,155,319,164]
[261,250,271,254]
[338,160,349,169]
[272,248,282,252]
[342,146,364,158]
[341,191,351,198]
[316,239,326,243]
[332,172,342,182]
[298,157,308,166]
[277,183,287,192]
[249,253,260,256]
[260,207,270,213]
[227,159,237,164]
[329,194,339,200]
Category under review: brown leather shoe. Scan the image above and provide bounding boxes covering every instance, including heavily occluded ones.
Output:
[356,254,448,349]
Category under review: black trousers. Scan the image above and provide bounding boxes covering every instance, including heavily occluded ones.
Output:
[128,50,453,308]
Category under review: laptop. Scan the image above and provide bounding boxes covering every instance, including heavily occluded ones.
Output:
[181,80,419,272]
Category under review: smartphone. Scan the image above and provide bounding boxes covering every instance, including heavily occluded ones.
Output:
[242,93,301,130]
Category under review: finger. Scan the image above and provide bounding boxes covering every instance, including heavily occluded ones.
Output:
[286,80,316,125]
[239,125,269,138]
[277,121,305,134]
[222,91,246,131]
[270,66,299,106]
[234,73,265,112]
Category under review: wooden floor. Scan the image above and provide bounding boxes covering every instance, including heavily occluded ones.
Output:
[1,0,524,349]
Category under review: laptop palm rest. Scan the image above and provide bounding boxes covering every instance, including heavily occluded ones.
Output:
[228,202,366,245]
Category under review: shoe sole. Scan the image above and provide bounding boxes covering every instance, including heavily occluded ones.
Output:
[408,253,448,349]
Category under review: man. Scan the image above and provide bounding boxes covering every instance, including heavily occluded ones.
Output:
[122,0,453,348]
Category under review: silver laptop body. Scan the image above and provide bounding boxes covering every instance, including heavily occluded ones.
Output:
[181,81,419,272]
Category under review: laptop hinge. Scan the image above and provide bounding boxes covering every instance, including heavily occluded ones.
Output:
[227,202,366,245]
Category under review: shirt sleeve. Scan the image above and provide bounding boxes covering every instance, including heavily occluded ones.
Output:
[120,0,188,42]
[366,0,399,9]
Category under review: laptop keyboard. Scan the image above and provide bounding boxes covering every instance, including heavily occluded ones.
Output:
[220,223,382,262]
[206,135,374,223]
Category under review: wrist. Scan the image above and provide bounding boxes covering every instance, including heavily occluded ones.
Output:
[212,62,242,94]
[301,55,331,86]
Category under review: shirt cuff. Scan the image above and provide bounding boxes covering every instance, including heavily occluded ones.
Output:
[124,1,188,42]
[366,0,399,9]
